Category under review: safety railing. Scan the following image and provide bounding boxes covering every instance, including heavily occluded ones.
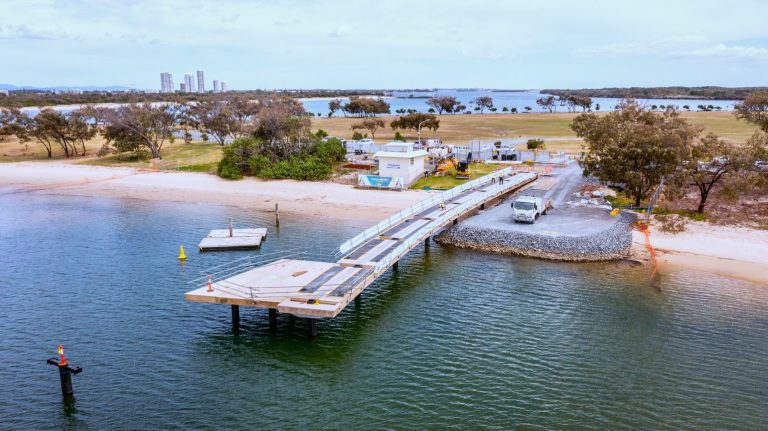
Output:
[336,166,514,256]
[188,248,308,286]
[372,172,537,275]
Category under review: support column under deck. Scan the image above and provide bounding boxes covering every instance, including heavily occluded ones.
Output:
[269,308,277,330]
[231,305,240,328]
[393,261,399,270]
[308,319,318,337]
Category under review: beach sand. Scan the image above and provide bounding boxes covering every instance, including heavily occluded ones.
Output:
[0,161,427,221]
[633,222,768,286]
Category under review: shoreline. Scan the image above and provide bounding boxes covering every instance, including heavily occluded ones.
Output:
[632,223,768,287]
[1,161,765,285]
[0,161,427,221]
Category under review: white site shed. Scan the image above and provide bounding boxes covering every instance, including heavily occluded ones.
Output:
[374,142,428,187]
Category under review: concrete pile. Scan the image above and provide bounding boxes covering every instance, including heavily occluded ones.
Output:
[435,211,637,262]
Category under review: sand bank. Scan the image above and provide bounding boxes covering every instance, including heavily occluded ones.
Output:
[0,161,426,221]
[633,222,768,286]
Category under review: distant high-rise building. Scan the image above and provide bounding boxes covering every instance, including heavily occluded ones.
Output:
[221,81,227,92]
[184,74,194,93]
[180,83,187,92]
[196,70,205,92]
[213,80,220,92]
[160,72,174,93]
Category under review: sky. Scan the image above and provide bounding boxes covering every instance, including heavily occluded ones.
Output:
[1,0,768,90]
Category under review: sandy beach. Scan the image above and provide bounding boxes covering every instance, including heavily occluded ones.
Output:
[633,223,768,286]
[0,161,427,221]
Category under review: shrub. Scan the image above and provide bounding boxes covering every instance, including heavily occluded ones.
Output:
[352,131,364,140]
[217,157,243,180]
[314,138,345,164]
[260,156,333,180]
[248,154,270,175]
[394,132,405,142]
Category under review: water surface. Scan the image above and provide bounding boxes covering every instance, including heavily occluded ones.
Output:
[0,193,765,430]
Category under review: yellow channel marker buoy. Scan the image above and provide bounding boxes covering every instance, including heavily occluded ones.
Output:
[178,245,187,260]
[610,208,620,217]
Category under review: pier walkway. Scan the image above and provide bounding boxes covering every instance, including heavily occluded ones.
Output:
[185,168,537,324]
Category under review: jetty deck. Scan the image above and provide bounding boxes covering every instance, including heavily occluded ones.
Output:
[185,168,537,320]
[198,228,267,251]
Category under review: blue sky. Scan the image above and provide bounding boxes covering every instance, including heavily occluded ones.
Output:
[1,0,767,90]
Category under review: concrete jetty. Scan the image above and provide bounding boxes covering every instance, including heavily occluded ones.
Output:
[185,168,537,333]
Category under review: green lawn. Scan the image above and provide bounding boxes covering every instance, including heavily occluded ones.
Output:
[79,142,223,172]
[410,162,502,190]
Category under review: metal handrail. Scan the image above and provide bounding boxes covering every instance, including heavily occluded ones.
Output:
[372,172,535,274]
[337,167,513,255]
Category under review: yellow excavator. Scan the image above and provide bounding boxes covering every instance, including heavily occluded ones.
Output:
[449,157,471,179]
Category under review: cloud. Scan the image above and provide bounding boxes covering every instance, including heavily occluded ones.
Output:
[0,24,65,40]
[673,43,768,60]
[327,29,343,38]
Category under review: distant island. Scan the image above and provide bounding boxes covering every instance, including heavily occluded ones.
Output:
[0,89,387,109]
[541,86,768,100]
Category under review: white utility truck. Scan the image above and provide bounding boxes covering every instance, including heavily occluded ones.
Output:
[511,195,552,223]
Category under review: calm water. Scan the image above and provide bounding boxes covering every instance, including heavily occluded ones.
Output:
[300,89,737,117]
[1,192,766,430]
[20,90,736,118]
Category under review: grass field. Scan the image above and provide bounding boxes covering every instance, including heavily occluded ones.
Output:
[313,111,761,151]
[1,112,761,168]
[80,142,222,172]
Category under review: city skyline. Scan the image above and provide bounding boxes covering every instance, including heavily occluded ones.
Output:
[158,70,228,93]
[1,0,766,89]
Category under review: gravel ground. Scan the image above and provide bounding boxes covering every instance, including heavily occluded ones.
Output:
[435,163,637,261]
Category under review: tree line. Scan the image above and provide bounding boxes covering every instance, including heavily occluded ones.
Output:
[572,92,768,214]
[543,86,768,101]
[0,95,321,161]
[0,89,386,109]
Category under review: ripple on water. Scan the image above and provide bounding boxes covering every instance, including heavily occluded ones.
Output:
[0,194,766,430]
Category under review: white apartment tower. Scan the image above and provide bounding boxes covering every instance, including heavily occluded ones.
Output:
[213,80,220,92]
[160,72,174,93]
[196,70,205,92]
[180,83,187,92]
[221,81,227,92]
[184,74,194,93]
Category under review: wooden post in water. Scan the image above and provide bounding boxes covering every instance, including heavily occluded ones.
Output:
[275,203,280,227]
[307,319,318,337]
[393,260,399,271]
[269,308,277,330]
[231,305,240,328]
[228,218,233,237]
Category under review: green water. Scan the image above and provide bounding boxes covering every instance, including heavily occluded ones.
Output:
[1,193,766,430]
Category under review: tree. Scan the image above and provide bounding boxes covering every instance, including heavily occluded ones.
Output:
[473,96,494,113]
[536,95,557,113]
[390,112,439,132]
[571,99,701,207]
[29,108,96,158]
[455,103,467,113]
[526,138,546,151]
[511,107,518,114]
[426,95,460,115]
[102,103,181,159]
[328,99,343,117]
[343,96,390,117]
[595,103,601,111]
[524,106,532,112]
[734,91,768,132]
[185,98,258,145]
[253,96,312,160]
[677,133,750,213]
[351,118,385,138]
[0,108,32,146]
